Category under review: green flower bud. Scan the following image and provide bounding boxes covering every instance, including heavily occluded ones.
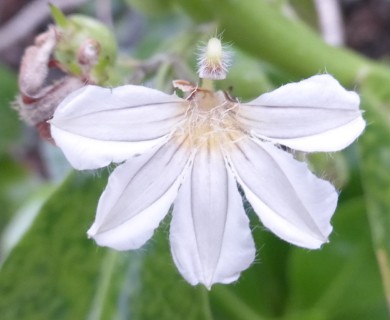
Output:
[50,5,117,84]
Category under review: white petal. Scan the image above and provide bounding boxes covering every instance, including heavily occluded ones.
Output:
[51,128,169,170]
[50,85,187,169]
[227,137,337,249]
[237,74,365,152]
[87,138,192,251]
[170,143,255,288]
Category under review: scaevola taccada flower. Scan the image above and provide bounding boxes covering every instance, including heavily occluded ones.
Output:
[50,38,365,288]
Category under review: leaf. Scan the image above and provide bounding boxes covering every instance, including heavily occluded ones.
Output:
[0,172,107,320]
[50,4,69,28]
[0,155,43,237]
[286,197,388,319]
[357,85,390,313]
[0,65,20,150]
[102,223,212,320]
[209,212,292,319]
[0,172,213,320]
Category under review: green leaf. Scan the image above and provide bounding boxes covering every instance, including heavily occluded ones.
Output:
[50,4,69,28]
[358,84,390,313]
[286,197,388,319]
[0,172,213,320]
[0,172,107,320]
[101,224,212,320]
[209,212,292,320]
[0,155,42,236]
[0,65,20,150]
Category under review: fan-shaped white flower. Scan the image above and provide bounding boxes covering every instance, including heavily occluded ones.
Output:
[50,74,364,288]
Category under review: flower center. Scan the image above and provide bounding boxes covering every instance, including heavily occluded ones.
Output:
[178,89,244,150]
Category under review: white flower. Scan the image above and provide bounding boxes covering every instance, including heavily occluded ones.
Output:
[50,74,365,288]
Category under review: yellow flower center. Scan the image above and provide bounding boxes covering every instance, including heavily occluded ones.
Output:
[177,89,244,150]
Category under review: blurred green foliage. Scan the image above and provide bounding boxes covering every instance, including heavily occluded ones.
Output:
[1,1,390,319]
[0,65,20,150]
[0,65,26,237]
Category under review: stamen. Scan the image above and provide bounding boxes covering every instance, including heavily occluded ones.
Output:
[179,90,244,150]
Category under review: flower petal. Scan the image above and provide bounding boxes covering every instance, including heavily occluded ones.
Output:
[237,74,365,152]
[50,85,187,169]
[170,142,255,288]
[87,138,192,251]
[227,137,337,249]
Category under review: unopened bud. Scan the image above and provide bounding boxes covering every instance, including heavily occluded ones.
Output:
[50,5,117,84]
[197,38,232,80]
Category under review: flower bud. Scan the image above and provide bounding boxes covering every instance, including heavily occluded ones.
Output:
[50,5,117,84]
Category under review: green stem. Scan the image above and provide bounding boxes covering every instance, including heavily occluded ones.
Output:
[211,287,266,320]
[201,78,215,91]
[376,249,390,311]
[154,61,172,91]
[175,0,390,88]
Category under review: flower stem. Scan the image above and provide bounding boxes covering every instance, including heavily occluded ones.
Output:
[211,287,267,320]
[200,286,214,320]
[201,78,215,91]
[376,249,390,311]
[87,250,118,320]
